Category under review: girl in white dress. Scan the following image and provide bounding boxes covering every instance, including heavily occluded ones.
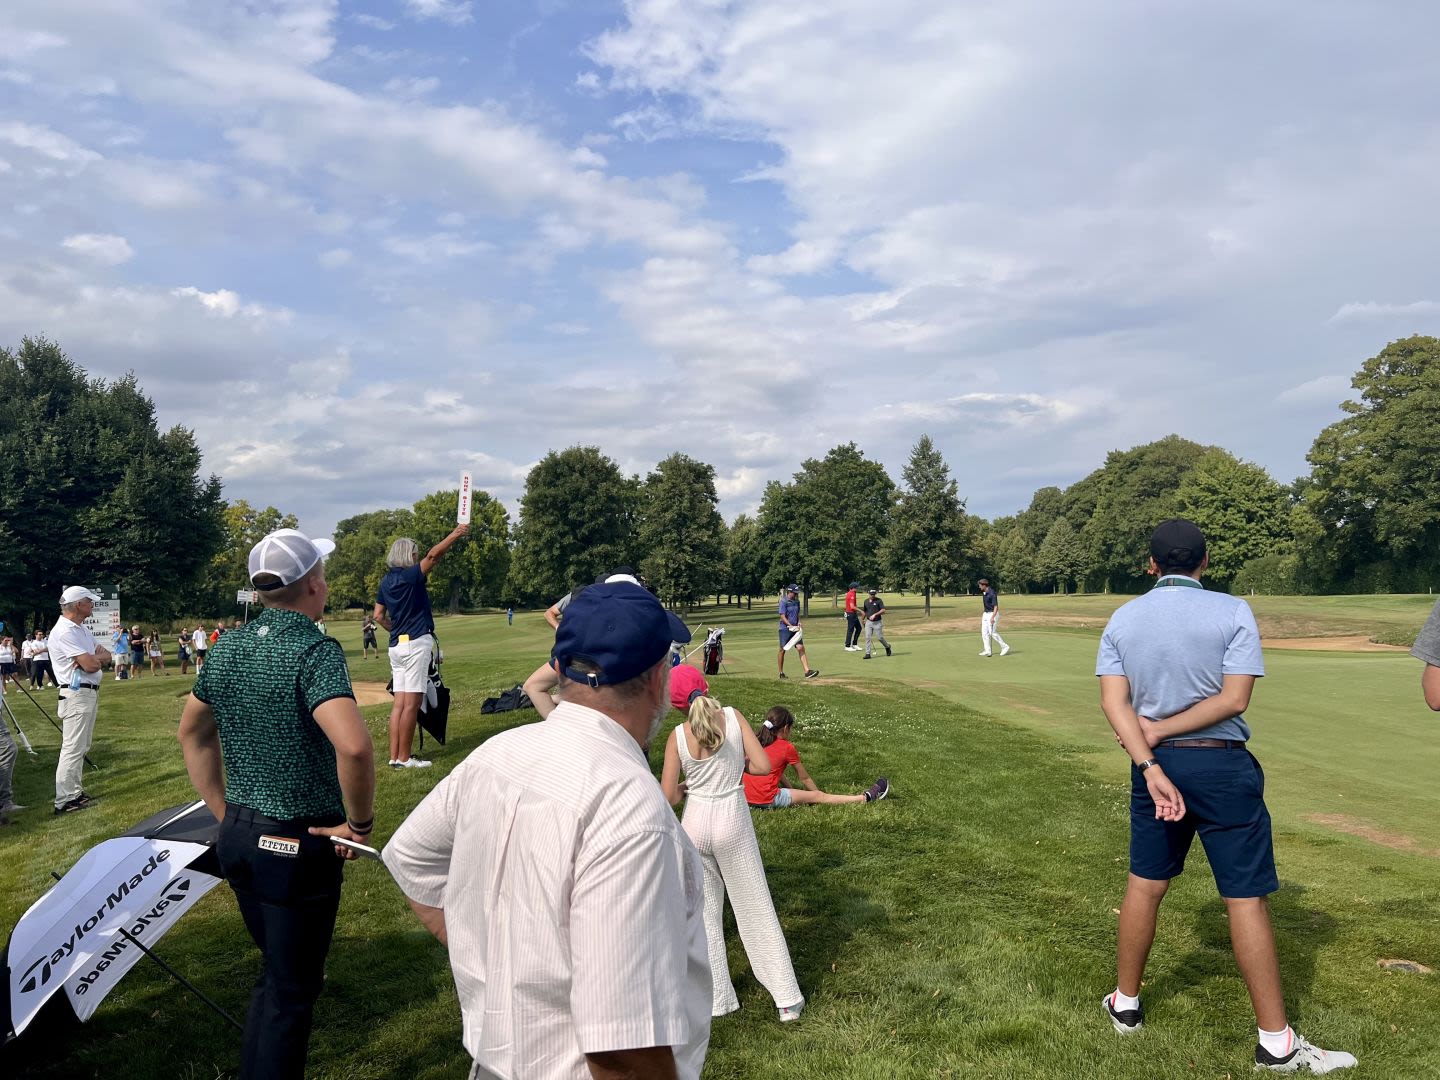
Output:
[660,665,805,1022]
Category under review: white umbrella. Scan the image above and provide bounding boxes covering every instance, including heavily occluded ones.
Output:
[4,802,228,1042]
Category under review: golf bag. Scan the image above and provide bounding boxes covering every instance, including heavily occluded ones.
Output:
[701,627,725,675]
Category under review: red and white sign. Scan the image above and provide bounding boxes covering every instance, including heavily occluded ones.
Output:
[457,472,472,524]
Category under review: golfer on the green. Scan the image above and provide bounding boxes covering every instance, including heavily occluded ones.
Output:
[777,584,817,680]
[1096,519,1355,1074]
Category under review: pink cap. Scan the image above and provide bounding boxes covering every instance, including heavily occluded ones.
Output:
[669,663,709,712]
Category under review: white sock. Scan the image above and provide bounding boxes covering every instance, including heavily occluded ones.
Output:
[1111,989,1140,1012]
[1258,1025,1294,1057]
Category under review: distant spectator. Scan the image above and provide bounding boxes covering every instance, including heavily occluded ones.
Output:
[177,628,192,675]
[0,677,20,824]
[129,624,146,679]
[113,628,131,681]
[0,636,20,691]
[19,634,35,684]
[148,630,166,675]
[361,615,379,660]
[30,631,55,689]
[506,606,513,626]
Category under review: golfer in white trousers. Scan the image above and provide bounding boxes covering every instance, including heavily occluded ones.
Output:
[978,578,1010,657]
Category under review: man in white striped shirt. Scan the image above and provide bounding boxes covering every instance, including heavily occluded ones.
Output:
[384,581,710,1080]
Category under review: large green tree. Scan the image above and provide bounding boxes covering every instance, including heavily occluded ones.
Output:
[1293,335,1440,592]
[0,338,225,632]
[756,444,896,613]
[327,508,415,611]
[1174,450,1291,591]
[882,435,971,615]
[1082,435,1212,592]
[507,446,640,603]
[724,514,764,608]
[1036,517,1090,593]
[188,500,298,616]
[994,526,1040,593]
[409,489,511,614]
[637,453,726,609]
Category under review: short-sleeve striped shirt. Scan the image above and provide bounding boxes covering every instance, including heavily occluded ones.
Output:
[192,607,354,819]
[382,701,711,1078]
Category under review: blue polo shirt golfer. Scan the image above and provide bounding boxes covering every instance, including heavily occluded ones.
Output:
[776,586,817,680]
[1095,519,1355,1074]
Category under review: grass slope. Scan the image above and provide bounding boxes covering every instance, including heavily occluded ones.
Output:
[2,594,1437,1078]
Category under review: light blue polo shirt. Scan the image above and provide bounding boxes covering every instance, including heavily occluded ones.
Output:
[1095,576,1264,743]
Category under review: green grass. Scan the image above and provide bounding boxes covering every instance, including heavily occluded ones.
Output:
[3,593,1439,1078]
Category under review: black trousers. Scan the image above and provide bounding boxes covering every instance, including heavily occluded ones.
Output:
[29,659,54,688]
[845,612,862,648]
[217,803,345,1080]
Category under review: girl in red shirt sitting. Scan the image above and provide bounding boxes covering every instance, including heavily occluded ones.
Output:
[743,705,889,808]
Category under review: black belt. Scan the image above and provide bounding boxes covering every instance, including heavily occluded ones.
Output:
[1161,738,1244,749]
[62,685,98,694]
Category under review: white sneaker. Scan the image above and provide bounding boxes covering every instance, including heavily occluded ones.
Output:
[399,758,432,769]
[979,651,991,657]
[778,998,804,1023]
[1255,1033,1357,1073]
[1000,645,1011,656]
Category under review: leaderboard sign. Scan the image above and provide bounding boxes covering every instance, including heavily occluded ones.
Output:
[81,585,121,641]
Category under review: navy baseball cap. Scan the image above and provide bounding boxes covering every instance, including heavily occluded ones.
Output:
[1150,518,1207,567]
[553,582,691,687]
[786,583,799,592]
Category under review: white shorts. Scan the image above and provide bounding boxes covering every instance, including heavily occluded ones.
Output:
[388,635,434,694]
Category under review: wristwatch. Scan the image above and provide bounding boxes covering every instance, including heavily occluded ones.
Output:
[1138,759,1159,772]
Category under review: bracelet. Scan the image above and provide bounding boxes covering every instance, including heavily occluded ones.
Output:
[1138,759,1159,773]
[347,816,374,834]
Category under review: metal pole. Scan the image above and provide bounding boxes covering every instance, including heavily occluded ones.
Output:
[2,695,37,755]
[118,927,244,1033]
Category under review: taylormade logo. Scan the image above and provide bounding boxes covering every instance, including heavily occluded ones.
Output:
[19,849,171,995]
[72,878,195,995]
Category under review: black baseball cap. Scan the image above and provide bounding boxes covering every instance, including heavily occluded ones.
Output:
[1150,519,1207,568]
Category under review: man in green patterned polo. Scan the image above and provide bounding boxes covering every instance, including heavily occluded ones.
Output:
[178,528,375,1080]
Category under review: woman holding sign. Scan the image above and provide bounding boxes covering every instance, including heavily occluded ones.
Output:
[374,522,468,768]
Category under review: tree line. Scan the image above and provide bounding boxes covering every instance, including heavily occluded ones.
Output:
[4,334,1437,634]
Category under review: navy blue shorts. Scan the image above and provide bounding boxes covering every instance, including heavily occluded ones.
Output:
[779,626,801,647]
[1129,745,1278,898]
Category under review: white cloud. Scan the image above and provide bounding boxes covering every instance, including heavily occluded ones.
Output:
[317,247,352,268]
[353,14,396,31]
[1276,374,1352,406]
[61,232,133,264]
[0,121,100,165]
[382,232,492,263]
[171,285,290,323]
[403,0,473,25]
[1329,300,1440,322]
[383,75,439,98]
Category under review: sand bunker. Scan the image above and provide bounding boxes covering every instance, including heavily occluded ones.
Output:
[1263,635,1408,652]
[352,680,392,706]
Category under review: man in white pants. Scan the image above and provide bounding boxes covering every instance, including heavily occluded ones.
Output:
[978,578,1010,657]
[48,586,111,814]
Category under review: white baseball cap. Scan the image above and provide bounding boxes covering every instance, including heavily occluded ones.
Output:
[248,529,336,591]
[60,586,102,606]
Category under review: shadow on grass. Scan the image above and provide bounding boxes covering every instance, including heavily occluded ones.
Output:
[1148,881,1337,1022]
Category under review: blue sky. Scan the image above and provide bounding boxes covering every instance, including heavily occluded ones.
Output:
[3,0,1438,536]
